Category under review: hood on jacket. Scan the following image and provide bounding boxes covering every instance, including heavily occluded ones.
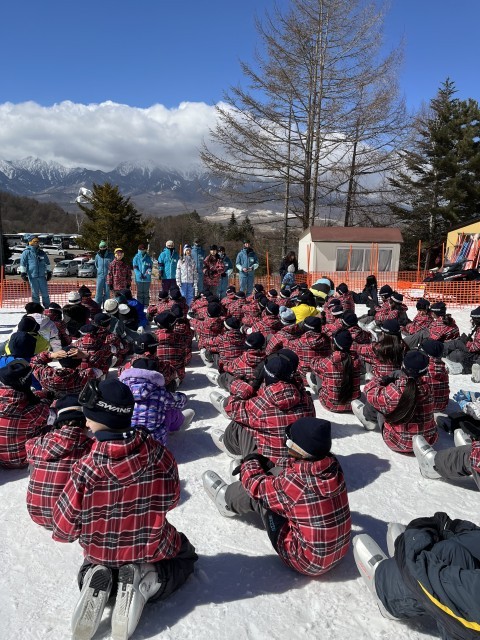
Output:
[262,380,302,410]
[119,367,166,398]
[92,429,158,485]
[281,455,346,498]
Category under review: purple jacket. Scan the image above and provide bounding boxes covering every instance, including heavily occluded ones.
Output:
[119,368,187,446]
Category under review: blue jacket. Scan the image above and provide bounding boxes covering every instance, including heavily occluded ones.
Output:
[191,245,206,274]
[94,250,114,278]
[19,246,51,278]
[221,255,233,276]
[396,512,480,640]
[158,247,179,279]
[236,248,259,273]
[132,250,153,283]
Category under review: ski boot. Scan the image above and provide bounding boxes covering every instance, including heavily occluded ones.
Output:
[442,358,463,375]
[412,435,441,479]
[180,409,195,430]
[305,372,318,395]
[209,390,229,418]
[453,428,472,447]
[471,363,480,383]
[210,428,239,459]
[386,522,406,558]
[71,564,113,640]
[202,470,237,518]
[206,371,220,386]
[351,400,377,431]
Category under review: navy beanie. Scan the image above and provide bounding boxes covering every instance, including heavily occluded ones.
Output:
[286,418,332,459]
[380,319,401,335]
[258,296,268,310]
[379,284,393,298]
[154,312,176,329]
[18,315,40,333]
[303,316,323,332]
[276,348,299,372]
[93,313,112,328]
[253,284,264,293]
[169,288,182,300]
[336,283,348,295]
[471,307,480,319]
[224,317,241,330]
[234,291,246,299]
[420,340,444,359]
[342,312,358,328]
[266,302,279,316]
[391,291,403,304]
[430,301,446,316]
[268,289,278,297]
[416,298,430,311]
[245,332,266,350]
[0,359,32,392]
[264,354,294,383]
[158,290,169,299]
[402,350,429,378]
[54,394,85,425]
[171,304,184,319]
[8,332,36,359]
[207,302,222,318]
[81,379,135,431]
[333,329,353,351]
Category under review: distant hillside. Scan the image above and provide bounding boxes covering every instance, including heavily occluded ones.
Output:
[0,191,78,234]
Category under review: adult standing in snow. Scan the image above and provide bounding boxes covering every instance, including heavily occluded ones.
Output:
[176,244,198,306]
[217,245,233,301]
[278,251,298,281]
[191,238,206,294]
[158,240,179,293]
[202,245,224,296]
[19,236,52,307]
[132,244,153,307]
[106,248,132,293]
[236,240,259,296]
[94,241,114,305]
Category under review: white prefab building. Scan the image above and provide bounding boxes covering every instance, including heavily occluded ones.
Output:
[298,226,403,273]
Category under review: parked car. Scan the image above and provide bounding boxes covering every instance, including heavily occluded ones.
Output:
[53,260,78,277]
[5,257,21,275]
[42,245,67,257]
[70,256,91,271]
[78,260,97,278]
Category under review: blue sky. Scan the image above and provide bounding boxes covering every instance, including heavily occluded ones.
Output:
[0,0,478,170]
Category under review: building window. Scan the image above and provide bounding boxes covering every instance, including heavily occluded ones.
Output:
[336,247,393,271]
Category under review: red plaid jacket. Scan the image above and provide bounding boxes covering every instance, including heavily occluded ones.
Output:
[74,333,112,374]
[96,327,130,366]
[241,307,262,329]
[266,324,304,355]
[374,303,399,323]
[228,298,247,321]
[323,318,343,338]
[357,343,405,378]
[428,317,460,342]
[52,429,182,567]
[173,320,193,365]
[364,376,437,453]
[25,424,92,529]
[426,358,449,411]
[213,330,245,371]
[196,316,224,350]
[106,259,132,290]
[471,441,480,476]
[296,331,331,383]
[403,312,433,335]
[241,454,351,576]
[348,325,372,348]
[146,299,174,321]
[335,292,355,313]
[0,385,51,468]
[203,255,224,287]
[311,351,362,412]
[223,348,266,380]
[226,379,315,463]
[43,310,72,347]
[221,292,236,312]
[249,314,283,337]
[30,352,99,397]
[119,354,178,386]
[466,326,480,353]
[323,297,335,323]
[154,328,186,379]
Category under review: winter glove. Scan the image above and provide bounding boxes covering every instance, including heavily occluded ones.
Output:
[46,271,52,281]
[21,273,28,282]
[453,389,472,409]
[231,453,274,477]
[380,375,396,385]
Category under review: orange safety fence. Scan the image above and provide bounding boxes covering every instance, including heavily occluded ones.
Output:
[1,271,480,308]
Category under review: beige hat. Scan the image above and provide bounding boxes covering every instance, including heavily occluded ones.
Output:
[166,240,174,248]
[67,291,81,304]
[118,303,130,315]
[103,299,118,314]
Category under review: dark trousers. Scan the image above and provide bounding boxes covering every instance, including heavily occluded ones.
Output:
[218,372,234,393]
[78,533,198,600]
[403,328,430,350]
[222,421,258,458]
[363,400,385,430]
[161,278,176,293]
[435,445,480,490]
[375,558,425,619]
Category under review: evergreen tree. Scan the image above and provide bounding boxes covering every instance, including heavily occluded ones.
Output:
[240,214,255,241]
[225,212,243,241]
[389,79,480,267]
[77,183,153,261]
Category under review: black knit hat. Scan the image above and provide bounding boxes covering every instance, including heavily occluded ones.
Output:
[276,348,299,372]
[299,291,315,305]
[49,302,62,310]
[402,350,429,378]
[333,329,353,351]
[263,354,294,383]
[380,319,401,335]
[171,304,184,319]
[8,332,36,359]
[54,394,85,425]
[93,313,112,328]
[266,302,279,316]
[416,298,430,310]
[267,289,278,298]
[131,358,161,373]
[245,332,266,350]
[224,317,241,330]
[79,324,96,336]
[430,301,446,316]
[279,288,291,299]
[226,285,236,294]
[25,302,44,314]
[169,288,182,300]
[158,290,169,299]
[342,312,358,328]
[327,298,342,310]
[253,284,264,293]
[207,302,222,318]
[154,312,177,329]
[420,339,444,359]
[133,332,158,354]
[234,291,246,299]
[309,282,330,302]
[286,417,332,459]
[379,284,393,298]
[78,285,92,297]
[391,291,403,304]
[18,315,40,333]
[471,307,480,319]
[0,359,32,392]
[336,283,348,295]
[80,379,135,431]
[330,303,344,316]
[303,316,323,332]
[258,296,268,310]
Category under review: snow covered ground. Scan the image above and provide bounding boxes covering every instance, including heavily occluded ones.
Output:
[1,304,478,640]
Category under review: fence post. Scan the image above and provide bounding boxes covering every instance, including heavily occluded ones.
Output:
[266,250,270,290]
[306,244,311,285]
[416,240,422,281]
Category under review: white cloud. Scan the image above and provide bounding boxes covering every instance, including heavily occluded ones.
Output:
[0,100,221,172]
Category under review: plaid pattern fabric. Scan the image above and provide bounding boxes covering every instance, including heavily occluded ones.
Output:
[374,303,399,323]
[323,318,342,338]
[356,343,404,378]
[324,298,336,324]
[403,312,433,335]
[173,320,193,365]
[241,308,262,329]
[466,326,480,353]
[428,317,460,342]
[311,351,362,412]
[97,328,130,366]
[249,314,283,337]
[223,349,266,380]
[52,429,182,567]
[335,292,355,313]
[146,299,174,321]
[25,424,92,529]
[266,324,304,355]
[203,255,224,287]
[241,455,351,576]
[296,331,331,383]
[75,333,112,374]
[225,379,315,463]
[120,354,178,387]
[197,316,224,350]
[347,325,372,348]
[154,328,186,379]
[214,330,245,371]
[364,376,437,453]
[427,358,449,411]
[471,441,480,476]
[228,298,248,321]
[106,259,132,290]
[0,385,51,468]
[30,352,99,397]
[221,293,237,313]
[43,310,72,347]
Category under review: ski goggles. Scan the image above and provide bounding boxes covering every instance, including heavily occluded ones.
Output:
[79,379,134,416]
